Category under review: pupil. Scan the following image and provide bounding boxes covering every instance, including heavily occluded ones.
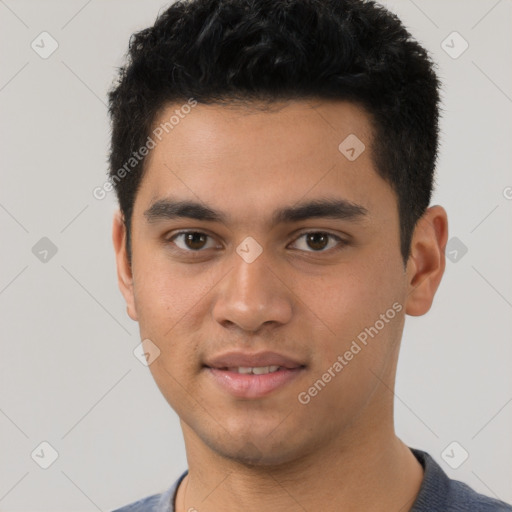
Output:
[186,232,206,250]
[307,233,328,251]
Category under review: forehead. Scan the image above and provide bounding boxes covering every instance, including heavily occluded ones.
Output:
[135,99,395,226]
[149,98,374,166]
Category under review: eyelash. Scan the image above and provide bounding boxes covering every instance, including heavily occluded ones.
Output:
[165,230,348,256]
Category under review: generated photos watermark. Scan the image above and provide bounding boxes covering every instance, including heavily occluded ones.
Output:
[93,97,198,200]
[298,301,403,405]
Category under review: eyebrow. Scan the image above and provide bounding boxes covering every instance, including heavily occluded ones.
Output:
[144,197,368,226]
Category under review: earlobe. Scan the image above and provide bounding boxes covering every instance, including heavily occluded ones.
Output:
[404,206,449,316]
[112,210,138,322]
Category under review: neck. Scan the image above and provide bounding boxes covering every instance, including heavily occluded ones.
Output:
[175,410,424,512]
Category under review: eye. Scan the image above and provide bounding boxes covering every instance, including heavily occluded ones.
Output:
[290,232,345,252]
[169,231,219,251]
[166,230,346,255]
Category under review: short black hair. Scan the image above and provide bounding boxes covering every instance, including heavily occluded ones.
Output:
[108,0,442,264]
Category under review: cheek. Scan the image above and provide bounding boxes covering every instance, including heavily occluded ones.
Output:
[131,246,216,334]
[130,249,227,384]
[133,263,206,404]
[295,255,404,362]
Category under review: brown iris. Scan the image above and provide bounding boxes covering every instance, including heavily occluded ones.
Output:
[306,233,329,251]
[184,232,208,250]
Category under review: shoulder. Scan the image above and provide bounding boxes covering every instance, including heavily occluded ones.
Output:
[111,492,162,512]
[111,470,188,512]
[445,478,512,511]
[410,448,512,512]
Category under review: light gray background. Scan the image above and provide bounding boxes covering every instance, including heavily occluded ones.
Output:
[1,0,511,510]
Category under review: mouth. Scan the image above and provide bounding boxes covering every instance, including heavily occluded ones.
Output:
[215,365,284,374]
[203,364,306,398]
[202,350,307,398]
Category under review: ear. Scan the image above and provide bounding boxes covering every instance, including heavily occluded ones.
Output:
[404,205,449,316]
[112,210,138,321]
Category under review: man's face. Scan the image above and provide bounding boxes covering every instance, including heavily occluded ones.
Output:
[117,100,415,465]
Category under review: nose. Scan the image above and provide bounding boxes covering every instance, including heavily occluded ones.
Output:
[212,248,293,333]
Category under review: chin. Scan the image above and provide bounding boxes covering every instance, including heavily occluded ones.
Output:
[203,429,308,468]
[222,445,297,468]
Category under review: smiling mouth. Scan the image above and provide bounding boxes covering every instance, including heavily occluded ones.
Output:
[216,365,282,374]
[204,365,306,398]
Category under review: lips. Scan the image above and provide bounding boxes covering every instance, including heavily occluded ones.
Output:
[203,350,305,370]
[203,351,306,398]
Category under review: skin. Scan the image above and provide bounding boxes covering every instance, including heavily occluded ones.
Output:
[113,99,448,512]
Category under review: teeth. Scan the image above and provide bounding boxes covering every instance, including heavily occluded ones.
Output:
[252,366,271,375]
[230,365,281,374]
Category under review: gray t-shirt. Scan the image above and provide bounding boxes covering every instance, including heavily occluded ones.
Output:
[112,447,512,511]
